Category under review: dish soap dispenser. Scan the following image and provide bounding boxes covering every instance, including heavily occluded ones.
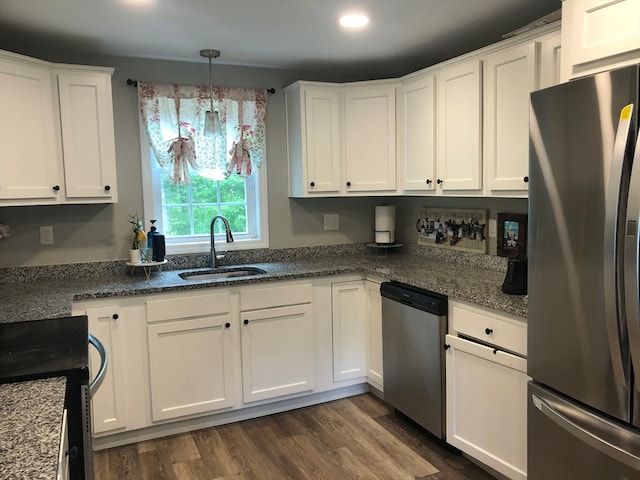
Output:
[147,220,157,260]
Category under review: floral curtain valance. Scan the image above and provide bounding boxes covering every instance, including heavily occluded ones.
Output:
[138,81,267,184]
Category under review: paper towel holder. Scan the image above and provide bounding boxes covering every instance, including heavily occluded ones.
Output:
[375,229,395,245]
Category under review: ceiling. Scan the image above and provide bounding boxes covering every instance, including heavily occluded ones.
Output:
[0,0,562,79]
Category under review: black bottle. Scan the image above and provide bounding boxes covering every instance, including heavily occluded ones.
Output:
[152,234,165,262]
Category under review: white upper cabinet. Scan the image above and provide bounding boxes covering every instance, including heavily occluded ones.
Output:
[0,54,61,202]
[0,50,118,206]
[399,74,436,192]
[436,59,483,193]
[286,80,397,197]
[57,68,117,201]
[285,82,342,196]
[539,29,563,89]
[484,41,539,195]
[287,23,560,199]
[561,0,640,80]
[343,84,397,193]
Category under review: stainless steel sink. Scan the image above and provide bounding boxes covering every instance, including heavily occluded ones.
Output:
[179,266,266,281]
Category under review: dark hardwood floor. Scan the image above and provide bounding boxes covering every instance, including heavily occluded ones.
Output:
[94,393,496,480]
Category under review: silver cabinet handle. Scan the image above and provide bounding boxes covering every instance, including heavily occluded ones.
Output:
[88,334,108,397]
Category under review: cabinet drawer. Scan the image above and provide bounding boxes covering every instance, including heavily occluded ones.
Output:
[450,303,527,356]
[240,282,312,311]
[146,291,231,323]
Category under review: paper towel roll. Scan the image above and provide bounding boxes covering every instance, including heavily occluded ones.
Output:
[375,206,396,244]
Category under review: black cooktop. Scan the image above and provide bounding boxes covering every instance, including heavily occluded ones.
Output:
[0,316,89,384]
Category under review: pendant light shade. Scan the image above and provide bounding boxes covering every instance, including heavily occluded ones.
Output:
[200,49,221,136]
[204,110,221,136]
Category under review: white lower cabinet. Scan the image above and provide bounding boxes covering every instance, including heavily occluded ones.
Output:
[364,279,383,390]
[147,316,236,421]
[86,305,128,434]
[240,303,314,402]
[445,301,528,480]
[240,282,314,403]
[146,291,236,422]
[331,280,367,382]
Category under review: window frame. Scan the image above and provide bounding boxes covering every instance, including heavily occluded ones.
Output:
[140,120,269,255]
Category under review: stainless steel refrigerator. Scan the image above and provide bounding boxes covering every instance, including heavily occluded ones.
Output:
[528,64,640,478]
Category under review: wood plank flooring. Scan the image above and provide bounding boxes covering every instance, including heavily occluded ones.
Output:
[94,393,496,480]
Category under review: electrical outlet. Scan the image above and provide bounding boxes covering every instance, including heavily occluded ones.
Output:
[40,225,54,245]
[324,214,339,231]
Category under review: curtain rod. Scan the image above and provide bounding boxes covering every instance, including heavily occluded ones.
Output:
[126,78,275,94]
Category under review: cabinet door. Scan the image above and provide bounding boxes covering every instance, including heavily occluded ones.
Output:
[303,87,342,194]
[57,71,117,201]
[0,56,60,201]
[364,280,383,390]
[445,334,528,480]
[241,303,314,403]
[485,42,539,193]
[400,75,436,192]
[565,0,640,68]
[147,314,235,421]
[332,281,366,382]
[344,85,397,192]
[88,306,127,434]
[436,59,483,192]
[539,30,562,89]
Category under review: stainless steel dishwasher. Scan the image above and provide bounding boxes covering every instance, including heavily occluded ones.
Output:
[381,281,448,439]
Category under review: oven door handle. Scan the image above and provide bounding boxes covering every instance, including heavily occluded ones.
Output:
[88,334,108,397]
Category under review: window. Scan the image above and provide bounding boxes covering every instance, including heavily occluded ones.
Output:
[138,82,269,254]
[142,149,267,254]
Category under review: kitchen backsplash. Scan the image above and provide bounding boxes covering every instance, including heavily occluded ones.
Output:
[0,242,507,283]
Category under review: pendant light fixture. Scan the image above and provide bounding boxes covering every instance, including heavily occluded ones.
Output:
[200,48,222,136]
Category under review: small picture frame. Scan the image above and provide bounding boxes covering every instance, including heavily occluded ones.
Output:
[497,213,528,259]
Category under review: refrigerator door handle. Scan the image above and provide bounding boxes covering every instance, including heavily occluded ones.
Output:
[532,392,640,470]
[604,103,635,388]
[625,109,640,393]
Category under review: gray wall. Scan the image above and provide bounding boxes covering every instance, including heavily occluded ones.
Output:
[0,51,526,267]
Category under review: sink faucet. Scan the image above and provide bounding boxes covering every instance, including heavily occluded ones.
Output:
[210,215,234,268]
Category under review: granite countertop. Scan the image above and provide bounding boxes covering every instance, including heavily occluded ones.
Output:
[0,250,528,323]
[0,377,66,480]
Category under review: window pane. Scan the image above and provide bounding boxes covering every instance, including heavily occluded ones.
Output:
[161,175,189,204]
[193,205,218,234]
[163,206,191,235]
[191,174,218,204]
[221,205,248,233]
[220,174,246,203]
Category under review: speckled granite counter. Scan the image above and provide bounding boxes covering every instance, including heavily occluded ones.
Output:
[0,377,66,480]
[0,245,527,323]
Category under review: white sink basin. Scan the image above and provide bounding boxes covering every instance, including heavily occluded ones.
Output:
[179,267,266,281]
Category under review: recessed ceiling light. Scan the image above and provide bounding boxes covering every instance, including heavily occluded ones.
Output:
[339,13,370,29]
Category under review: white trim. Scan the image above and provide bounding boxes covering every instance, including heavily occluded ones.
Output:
[139,118,269,254]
